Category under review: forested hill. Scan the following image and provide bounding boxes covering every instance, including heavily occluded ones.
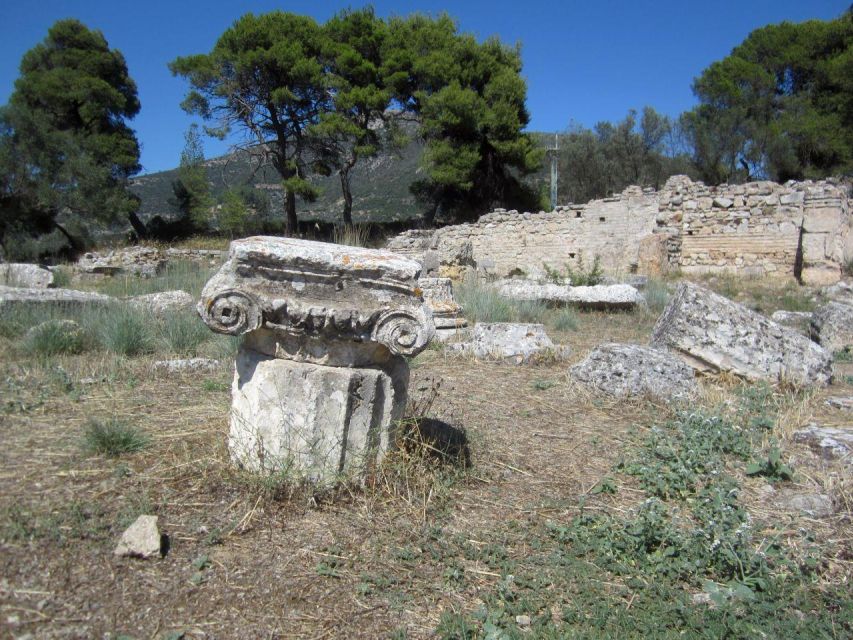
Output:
[130,137,427,226]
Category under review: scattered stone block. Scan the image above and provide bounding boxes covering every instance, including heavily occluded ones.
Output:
[461,322,567,364]
[650,282,831,386]
[153,358,220,374]
[128,290,195,316]
[419,277,467,334]
[570,343,696,401]
[114,515,163,558]
[810,302,853,354]
[0,285,114,312]
[78,246,166,277]
[494,280,642,310]
[198,237,433,484]
[822,281,853,306]
[778,492,834,518]
[793,424,853,465]
[0,263,54,288]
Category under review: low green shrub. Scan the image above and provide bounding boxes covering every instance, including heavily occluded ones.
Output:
[23,320,87,357]
[97,305,154,356]
[643,278,670,314]
[455,278,515,323]
[83,417,149,457]
[157,310,210,356]
[548,307,578,332]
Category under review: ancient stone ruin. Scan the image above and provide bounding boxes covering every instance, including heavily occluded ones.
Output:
[197,236,434,484]
[387,175,851,285]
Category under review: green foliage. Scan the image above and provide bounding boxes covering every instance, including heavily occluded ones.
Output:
[746,447,795,481]
[98,305,154,356]
[643,278,670,314]
[549,307,578,332]
[455,277,516,324]
[544,253,604,286]
[684,11,853,182]
[23,320,87,357]
[0,19,141,254]
[156,310,210,356]
[218,188,250,237]
[83,417,149,457]
[172,125,213,230]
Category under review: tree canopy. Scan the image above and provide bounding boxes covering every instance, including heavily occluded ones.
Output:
[0,19,141,255]
[171,10,542,230]
[683,9,853,183]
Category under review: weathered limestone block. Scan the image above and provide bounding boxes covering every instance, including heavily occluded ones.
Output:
[823,281,853,306]
[770,310,812,335]
[810,302,853,354]
[461,322,568,364]
[494,280,642,310]
[570,343,696,401]
[198,237,434,483]
[651,282,831,386]
[153,358,220,374]
[114,515,163,559]
[0,263,54,288]
[0,285,114,312]
[419,277,467,333]
[129,290,195,316]
[793,424,853,466]
[77,246,167,277]
[494,279,573,304]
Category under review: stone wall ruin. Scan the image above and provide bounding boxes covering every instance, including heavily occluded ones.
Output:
[387,176,852,285]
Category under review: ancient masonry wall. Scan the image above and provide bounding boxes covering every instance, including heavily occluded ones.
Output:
[387,176,852,285]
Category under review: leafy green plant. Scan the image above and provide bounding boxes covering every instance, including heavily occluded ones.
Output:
[83,417,149,457]
[544,252,604,286]
[746,447,795,481]
[532,379,556,391]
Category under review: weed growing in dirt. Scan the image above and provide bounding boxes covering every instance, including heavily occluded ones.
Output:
[97,305,155,356]
[157,309,210,356]
[455,278,515,323]
[83,417,150,457]
[23,319,87,357]
[746,447,795,481]
[544,252,604,286]
[643,278,670,314]
[332,224,372,247]
[549,307,578,331]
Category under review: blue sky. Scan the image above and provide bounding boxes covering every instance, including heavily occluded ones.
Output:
[2,0,849,174]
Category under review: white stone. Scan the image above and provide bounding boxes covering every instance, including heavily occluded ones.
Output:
[713,197,733,209]
[810,302,853,354]
[464,322,567,364]
[770,310,812,334]
[0,263,54,288]
[153,358,220,374]
[229,347,407,482]
[494,280,642,310]
[826,396,853,411]
[129,290,195,316]
[793,424,853,465]
[822,281,853,306]
[570,343,696,400]
[0,285,114,312]
[114,515,162,558]
[651,282,831,386]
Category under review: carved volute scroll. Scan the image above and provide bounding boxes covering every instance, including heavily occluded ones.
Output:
[197,236,435,359]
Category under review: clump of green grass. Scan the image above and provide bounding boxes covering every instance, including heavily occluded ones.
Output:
[157,310,210,356]
[456,277,515,323]
[97,305,154,356]
[83,417,149,457]
[50,265,73,288]
[23,319,87,357]
[332,224,372,248]
[643,278,670,315]
[88,259,216,298]
[548,307,578,332]
[512,299,549,323]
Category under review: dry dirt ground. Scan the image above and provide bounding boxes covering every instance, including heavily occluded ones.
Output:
[1,306,851,639]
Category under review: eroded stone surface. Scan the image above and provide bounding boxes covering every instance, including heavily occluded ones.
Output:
[826,396,853,411]
[78,246,166,277]
[114,515,162,558]
[0,263,54,288]
[651,282,831,386]
[810,302,853,354]
[822,281,853,306]
[198,237,433,483]
[129,290,195,316]
[230,347,407,479]
[793,424,853,465]
[419,277,466,333]
[770,310,812,334]
[153,358,220,374]
[461,322,567,364]
[0,285,114,311]
[570,343,696,400]
[494,280,642,309]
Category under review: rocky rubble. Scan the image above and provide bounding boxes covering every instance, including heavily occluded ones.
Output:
[570,343,696,401]
[452,323,569,364]
[810,302,853,354]
[0,263,54,288]
[651,282,832,386]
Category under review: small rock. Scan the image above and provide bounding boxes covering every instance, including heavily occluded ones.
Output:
[515,615,531,627]
[464,323,569,364]
[779,492,834,518]
[0,285,114,313]
[793,424,853,465]
[822,281,853,306]
[153,358,220,374]
[128,290,195,316]
[810,302,853,354]
[826,396,853,411]
[770,310,812,334]
[114,515,164,558]
[0,263,54,288]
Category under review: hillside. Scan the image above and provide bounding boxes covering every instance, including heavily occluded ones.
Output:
[130,132,552,228]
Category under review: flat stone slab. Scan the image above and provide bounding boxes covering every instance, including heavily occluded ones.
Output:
[0,263,54,288]
[459,322,567,364]
[822,281,853,306]
[810,302,853,354]
[78,246,166,277]
[153,358,220,374]
[651,282,831,386]
[129,290,195,316]
[793,423,853,465]
[0,285,114,312]
[230,347,407,482]
[495,280,642,310]
[570,343,696,401]
[826,396,853,411]
[114,515,163,559]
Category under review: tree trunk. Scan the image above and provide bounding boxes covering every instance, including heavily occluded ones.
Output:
[285,190,298,236]
[127,210,149,240]
[422,202,439,228]
[340,170,353,227]
[54,222,85,256]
